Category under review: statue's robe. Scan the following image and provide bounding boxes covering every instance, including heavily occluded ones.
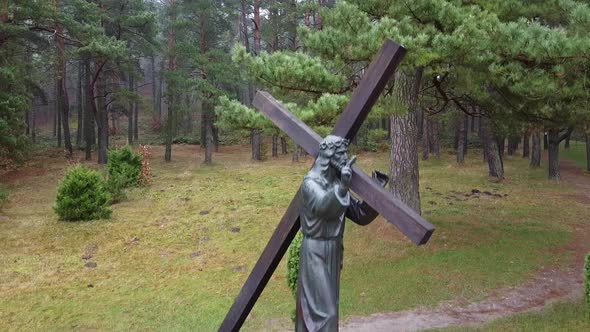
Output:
[297,172,380,332]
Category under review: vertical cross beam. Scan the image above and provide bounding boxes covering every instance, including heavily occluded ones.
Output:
[219,40,408,332]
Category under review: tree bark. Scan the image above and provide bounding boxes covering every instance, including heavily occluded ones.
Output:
[586,133,590,172]
[55,0,72,158]
[421,113,429,161]
[253,0,261,54]
[281,137,288,154]
[128,73,134,144]
[56,82,62,147]
[204,101,213,164]
[252,129,262,161]
[165,0,177,162]
[482,118,504,180]
[457,113,467,164]
[133,92,139,141]
[25,110,30,135]
[496,136,505,160]
[522,131,530,158]
[547,128,561,180]
[84,59,92,160]
[157,59,164,122]
[31,106,36,144]
[76,60,83,147]
[97,75,108,164]
[564,132,571,149]
[530,129,541,168]
[429,118,440,158]
[272,133,278,157]
[151,55,157,115]
[292,142,299,162]
[389,68,422,214]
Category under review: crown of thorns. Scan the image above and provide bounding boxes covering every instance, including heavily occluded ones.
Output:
[319,138,350,150]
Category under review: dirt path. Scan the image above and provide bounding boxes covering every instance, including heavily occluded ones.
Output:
[342,159,590,332]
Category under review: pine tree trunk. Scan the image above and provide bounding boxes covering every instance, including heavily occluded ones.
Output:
[84,59,92,161]
[25,110,30,135]
[292,143,299,162]
[253,0,261,54]
[157,60,164,122]
[151,55,157,115]
[564,133,571,149]
[530,129,541,168]
[56,89,62,148]
[133,97,139,142]
[53,89,57,138]
[128,74,134,145]
[165,2,176,162]
[76,60,83,147]
[586,133,590,172]
[496,136,505,159]
[281,137,288,154]
[547,128,561,180]
[201,107,207,147]
[389,69,422,214]
[31,106,36,144]
[54,3,72,157]
[213,127,219,152]
[507,137,515,155]
[252,129,262,161]
[204,101,213,165]
[164,95,174,162]
[453,116,460,151]
[272,133,278,157]
[457,113,467,164]
[97,76,108,164]
[429,118,440,158]
[522,132,530,158]
[482,118,504,180]
[421,113,429,161]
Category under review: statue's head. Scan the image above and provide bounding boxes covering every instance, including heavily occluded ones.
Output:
[318,135,350,172]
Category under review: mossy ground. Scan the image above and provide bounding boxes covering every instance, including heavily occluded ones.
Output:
[0,145,588,331]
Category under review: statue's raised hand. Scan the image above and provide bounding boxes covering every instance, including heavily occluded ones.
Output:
[340,155,357,189]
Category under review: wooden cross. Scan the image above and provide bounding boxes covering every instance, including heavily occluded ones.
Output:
[219,40,435,332]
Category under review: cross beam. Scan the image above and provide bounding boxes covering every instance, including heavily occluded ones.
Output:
[219,40,434,332]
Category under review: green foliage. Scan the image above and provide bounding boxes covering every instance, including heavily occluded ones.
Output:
[0,186,8,205]
[585,253,590,314]
[287,231,303,299]
[54,165,111,221]
[107,146,142,189]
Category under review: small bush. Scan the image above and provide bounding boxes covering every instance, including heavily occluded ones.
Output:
[54,165,111,221]
[0,187,8,204]
[585,253,590,314]
[107,146,141,188]
[287,231,303,298]
[287,231,303,322]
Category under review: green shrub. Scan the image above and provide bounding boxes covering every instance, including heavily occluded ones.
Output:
[287,231,303,298]
[0,186,8,205]
[287,231,303,322]
[107,146,141,188]
[585,253,590,314]
[54,165,111,221]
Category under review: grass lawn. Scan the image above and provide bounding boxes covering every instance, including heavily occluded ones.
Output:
[0,145,588,331]
[437,299,590,332]
[561,141,587,169]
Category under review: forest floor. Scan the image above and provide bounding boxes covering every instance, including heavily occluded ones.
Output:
[341,159,590,332]
[0,145,589,331]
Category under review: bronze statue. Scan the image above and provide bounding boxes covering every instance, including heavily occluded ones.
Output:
[297,135,389,332]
